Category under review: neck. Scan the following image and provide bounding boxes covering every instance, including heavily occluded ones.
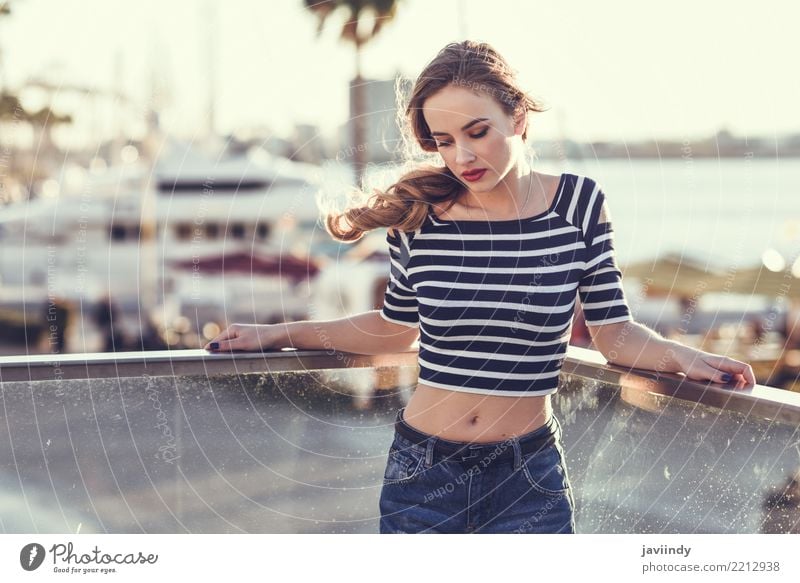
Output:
[461,162,533,215]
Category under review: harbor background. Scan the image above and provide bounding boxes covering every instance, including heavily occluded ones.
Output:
[1,0,798,388]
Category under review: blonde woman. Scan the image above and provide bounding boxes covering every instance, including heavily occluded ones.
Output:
[206,40,755,534]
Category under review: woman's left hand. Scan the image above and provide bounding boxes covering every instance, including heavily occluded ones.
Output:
[676,347,756,387]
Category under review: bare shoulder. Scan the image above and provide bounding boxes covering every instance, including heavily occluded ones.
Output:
[532,171,564,209]
[534,170,563,191]
[536,170,562,183]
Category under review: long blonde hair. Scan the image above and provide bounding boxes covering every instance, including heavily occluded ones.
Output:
[325,40,549,241]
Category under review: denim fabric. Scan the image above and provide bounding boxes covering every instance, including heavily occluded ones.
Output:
[379,408,576,534]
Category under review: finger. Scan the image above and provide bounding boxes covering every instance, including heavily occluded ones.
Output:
[690,361,734,384]
[684,360,726,383]
[727,363,755,386]
[210,338,239,352]
[701,355,754,382]
[727,361,755,385]
[744,364,757,385]
[701,364,733,384]
[204,326,239,350]
[208,331,244,351]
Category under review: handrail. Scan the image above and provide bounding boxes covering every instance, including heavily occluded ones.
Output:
[1,344,798,424]
[0,347,417,382]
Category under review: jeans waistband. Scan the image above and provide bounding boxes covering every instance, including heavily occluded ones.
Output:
[393,407,558,464]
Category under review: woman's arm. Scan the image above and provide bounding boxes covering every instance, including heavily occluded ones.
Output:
[281,310,419,354]
[587,320,757,385]
[205,309,420,355]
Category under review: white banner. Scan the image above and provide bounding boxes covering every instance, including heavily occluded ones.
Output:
[1,534,798,582]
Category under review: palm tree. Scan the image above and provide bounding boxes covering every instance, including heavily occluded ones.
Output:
[304,0,401,187]
[0,1,13,92]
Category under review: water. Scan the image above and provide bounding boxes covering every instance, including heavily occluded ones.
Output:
[570,158,800,269]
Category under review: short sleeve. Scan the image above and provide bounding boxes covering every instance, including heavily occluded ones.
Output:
[379,228,419,328]
[578,185,634,326]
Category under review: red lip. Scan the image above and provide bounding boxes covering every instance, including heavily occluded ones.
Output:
[462,169,487,181]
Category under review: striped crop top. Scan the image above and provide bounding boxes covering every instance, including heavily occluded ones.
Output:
[379,173,634,397]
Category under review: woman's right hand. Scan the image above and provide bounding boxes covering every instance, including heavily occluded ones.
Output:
[203,323,287,352]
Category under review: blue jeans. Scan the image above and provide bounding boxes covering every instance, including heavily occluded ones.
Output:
[379,407,576,533]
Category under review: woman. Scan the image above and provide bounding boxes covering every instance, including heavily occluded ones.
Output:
[204,40,756,533]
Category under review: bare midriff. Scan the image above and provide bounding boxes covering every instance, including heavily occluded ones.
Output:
[400,170,561,443]
[401,382,552,443]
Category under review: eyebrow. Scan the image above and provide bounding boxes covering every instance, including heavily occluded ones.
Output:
[429,118,489,136]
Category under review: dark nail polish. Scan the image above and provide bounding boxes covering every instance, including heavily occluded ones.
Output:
[721,373,732,382]
[210,342,219,350]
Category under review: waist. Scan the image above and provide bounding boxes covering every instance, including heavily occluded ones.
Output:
[393,406,559,464]
[404,383,551,442]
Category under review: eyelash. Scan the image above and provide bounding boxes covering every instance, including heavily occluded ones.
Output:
[434,128,488,148]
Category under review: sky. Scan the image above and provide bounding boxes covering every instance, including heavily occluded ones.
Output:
[2,0,799,145]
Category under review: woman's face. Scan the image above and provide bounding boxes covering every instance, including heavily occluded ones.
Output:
[422,83,524,192]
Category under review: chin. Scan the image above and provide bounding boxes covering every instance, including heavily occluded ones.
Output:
[460,175,499,192]
[472,179,501,192]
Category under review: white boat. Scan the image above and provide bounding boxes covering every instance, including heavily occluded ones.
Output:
[0,139,330,351]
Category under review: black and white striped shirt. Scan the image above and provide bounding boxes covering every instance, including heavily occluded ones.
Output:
[380,173,633,397]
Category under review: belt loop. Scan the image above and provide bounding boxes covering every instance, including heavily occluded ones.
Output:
[425,436,437,468]
[511,437,522,471]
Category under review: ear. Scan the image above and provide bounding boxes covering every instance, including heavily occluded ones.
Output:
[513,109,527,137]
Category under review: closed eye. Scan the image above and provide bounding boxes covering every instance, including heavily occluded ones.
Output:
[434,127,489,148]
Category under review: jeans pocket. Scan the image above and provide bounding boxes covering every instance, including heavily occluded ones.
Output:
[520,443,571,497]
[383,439,426,485]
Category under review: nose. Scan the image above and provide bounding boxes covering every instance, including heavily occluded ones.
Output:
[454,143,476,166]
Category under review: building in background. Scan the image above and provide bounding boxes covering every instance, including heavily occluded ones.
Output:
[340,74,407,165]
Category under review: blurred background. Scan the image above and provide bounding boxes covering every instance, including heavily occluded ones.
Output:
[1,0,799,389]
